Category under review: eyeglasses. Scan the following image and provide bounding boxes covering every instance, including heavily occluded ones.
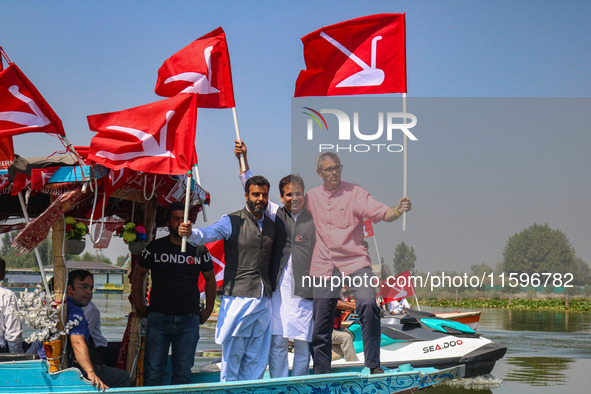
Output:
[320,165,343,175]
[75,284,95,291]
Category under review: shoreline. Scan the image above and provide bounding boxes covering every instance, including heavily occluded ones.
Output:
[419,297,591,312]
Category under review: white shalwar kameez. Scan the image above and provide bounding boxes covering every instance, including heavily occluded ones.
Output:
[187,211,273,382]
[269,212,314,378]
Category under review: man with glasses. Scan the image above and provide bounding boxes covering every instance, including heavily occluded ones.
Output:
[66,269,131,390]
[306,152,411,375]
[234,140,315,378]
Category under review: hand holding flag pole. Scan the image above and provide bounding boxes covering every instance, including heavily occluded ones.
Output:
[181,169,192,252]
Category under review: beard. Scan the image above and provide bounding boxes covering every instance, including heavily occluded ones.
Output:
[169,226,180,237]
[247,198,266,215]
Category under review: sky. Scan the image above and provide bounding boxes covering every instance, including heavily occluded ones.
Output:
[1,1,590,275]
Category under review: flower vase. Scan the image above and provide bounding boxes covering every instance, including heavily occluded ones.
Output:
[65,239,85,255]
[128,241,148,255]
[43,339,63,372]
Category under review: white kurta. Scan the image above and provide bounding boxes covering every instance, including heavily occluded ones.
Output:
[271,254,313,342]
[215,288,271,344]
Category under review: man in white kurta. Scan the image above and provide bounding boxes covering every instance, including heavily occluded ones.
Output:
[180,175,275,382]
[236,141,315,377]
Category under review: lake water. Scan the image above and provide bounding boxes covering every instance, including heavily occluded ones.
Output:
[33,294,591,393]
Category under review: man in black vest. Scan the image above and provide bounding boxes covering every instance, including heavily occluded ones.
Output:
[235,140,315,377]
[180,175,275,382]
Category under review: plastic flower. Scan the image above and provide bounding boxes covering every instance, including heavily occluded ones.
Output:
[13,285,81,343]
[65,217,88,240]
[117,222,147,244]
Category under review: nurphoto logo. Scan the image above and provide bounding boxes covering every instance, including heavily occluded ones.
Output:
[295,98,418,154]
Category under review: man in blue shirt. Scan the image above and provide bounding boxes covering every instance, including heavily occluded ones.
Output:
[66,270,130,390]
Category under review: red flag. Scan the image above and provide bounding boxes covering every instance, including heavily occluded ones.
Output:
[87,94,198,175]
[30,167,60,191]
[0,136,14,168]
[198,239,225,292]
[379,270,415,302]
[0,63,65,137]
[363,218,375,238]
[155,27,235,108]
[10,172,30,196]
[294,14,406,97]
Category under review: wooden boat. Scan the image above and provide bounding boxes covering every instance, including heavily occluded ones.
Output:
[435,310,481,330]
[0,359,465,393]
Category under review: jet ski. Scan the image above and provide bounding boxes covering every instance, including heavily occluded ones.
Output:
[331,309,506,378]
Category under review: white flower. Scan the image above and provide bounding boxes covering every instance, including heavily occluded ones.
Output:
[11,285,82,344]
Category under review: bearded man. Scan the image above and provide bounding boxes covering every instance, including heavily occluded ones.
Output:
[179,175,275,382]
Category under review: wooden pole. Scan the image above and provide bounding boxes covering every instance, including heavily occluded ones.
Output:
[50,207,67,369]
[126,199,158,382]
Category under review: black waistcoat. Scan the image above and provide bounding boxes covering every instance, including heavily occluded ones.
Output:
[271,207,316,298]
[223,207,275,297]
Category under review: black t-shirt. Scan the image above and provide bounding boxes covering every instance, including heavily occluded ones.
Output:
[138,236,213,315]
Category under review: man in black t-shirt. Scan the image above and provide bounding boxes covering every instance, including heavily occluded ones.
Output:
[132,202,216,386]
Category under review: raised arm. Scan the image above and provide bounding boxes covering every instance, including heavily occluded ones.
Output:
[234,139,250,175]
[179,215,232,245]
[382,197,412,223]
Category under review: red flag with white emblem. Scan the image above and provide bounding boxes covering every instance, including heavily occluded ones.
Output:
[363,218,375,238]
[0,63,65,137]
[0,136,14,168]
[155,27,235,108]
[294,13,406,97]
[379,271,416,302]
[198,239,225,292]
[87,94,198,175]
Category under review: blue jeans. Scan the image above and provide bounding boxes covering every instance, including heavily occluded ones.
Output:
[144,311,200,386]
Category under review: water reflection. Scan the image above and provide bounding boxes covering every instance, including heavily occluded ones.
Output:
[505,356,572,386]
[502,310,591,333]
[22,294,591,393]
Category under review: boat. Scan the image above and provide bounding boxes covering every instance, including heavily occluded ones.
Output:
[0,358,464,393]
[342,307,482,331]
[334,310,506,378]
[434,310,481,330]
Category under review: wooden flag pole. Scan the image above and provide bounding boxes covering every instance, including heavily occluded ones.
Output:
[181,170,191,253]
[232,107,246,172]
[402,93,408,231]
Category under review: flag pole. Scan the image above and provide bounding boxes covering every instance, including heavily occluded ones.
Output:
[232,107,246,172]
[181,169,192,253]
[402,93,408,231]
[60,136,89,173]
[372,233,383,275]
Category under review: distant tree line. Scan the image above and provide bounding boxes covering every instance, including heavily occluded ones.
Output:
[1,231,125,269]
